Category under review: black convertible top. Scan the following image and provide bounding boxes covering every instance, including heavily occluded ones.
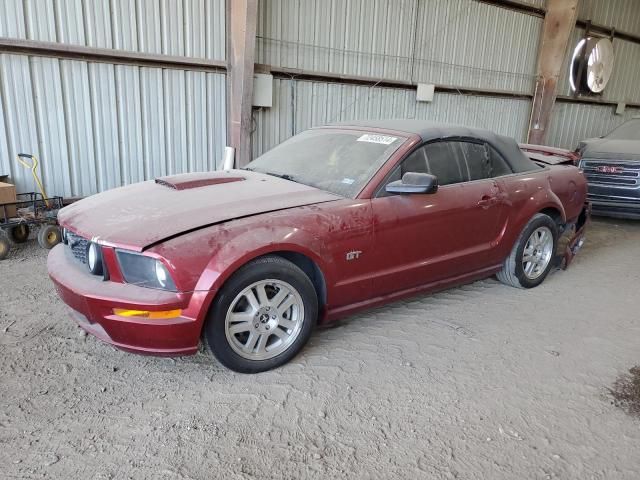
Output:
[329,119,539,173]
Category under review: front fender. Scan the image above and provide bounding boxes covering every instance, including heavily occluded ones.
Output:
[148,222,336,342]
[194,225,334,294]
[149,197,371,331]
[176,223,335,330]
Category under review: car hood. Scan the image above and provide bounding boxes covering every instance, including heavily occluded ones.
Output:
[58,170,341,251]
[580,138,640,161]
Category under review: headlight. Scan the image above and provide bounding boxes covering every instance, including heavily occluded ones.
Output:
[116,250,177,291]
[155,261,170,288]
[87,242,104,276]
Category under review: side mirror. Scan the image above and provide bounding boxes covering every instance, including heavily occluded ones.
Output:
[385,172,438,195]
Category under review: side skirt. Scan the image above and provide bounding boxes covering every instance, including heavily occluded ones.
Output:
[322,264,502,324]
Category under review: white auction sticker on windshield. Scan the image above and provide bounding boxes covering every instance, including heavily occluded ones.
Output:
[357,134,397,145]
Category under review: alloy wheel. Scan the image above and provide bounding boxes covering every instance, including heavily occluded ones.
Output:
[224,279,305,361]
[522,226,554,280]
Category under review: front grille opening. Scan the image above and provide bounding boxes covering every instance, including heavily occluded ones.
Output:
[581,160,640,188]
[65,231,110,280]
[585,175,637,186]
[66,231,89,264]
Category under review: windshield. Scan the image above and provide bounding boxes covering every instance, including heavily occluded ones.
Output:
[607,119,640,140]
[245,129,406,197]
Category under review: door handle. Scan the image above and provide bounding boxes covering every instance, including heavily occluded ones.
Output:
[478,195,497,208]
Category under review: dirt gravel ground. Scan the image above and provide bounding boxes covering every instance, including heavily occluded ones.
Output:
[1,218,639,479]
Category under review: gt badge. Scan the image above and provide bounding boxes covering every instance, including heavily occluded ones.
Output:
[346,250,362,261]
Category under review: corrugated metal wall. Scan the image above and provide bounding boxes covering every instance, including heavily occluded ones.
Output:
[551,2,640,149]
[0,0,227,196]
[0,55,227,197]
[411,0,541,93]
[257,0,542,93]
[256,0,418,81]
[547,102,640,149]
[252,78,531,158]
[514,0,546,7]
[254,0,543,160]
[578,0,640,36]
[0,0,226,60]
[3,0,639,193]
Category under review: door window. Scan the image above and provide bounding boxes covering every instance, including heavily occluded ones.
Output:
[457,142,511,180]
[376,148,428,196]
[377,142,465,197]
[424,142,467,185]
[377,139,512,197]
[401,148,429,176]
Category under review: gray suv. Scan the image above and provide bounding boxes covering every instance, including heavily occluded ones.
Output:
[578,118,640,219]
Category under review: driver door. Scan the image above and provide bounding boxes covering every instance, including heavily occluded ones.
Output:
[368,140,509,296]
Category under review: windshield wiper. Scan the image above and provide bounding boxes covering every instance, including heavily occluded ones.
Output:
[264,171,296,181]
[256,170,297,182]
[242,167,299,183]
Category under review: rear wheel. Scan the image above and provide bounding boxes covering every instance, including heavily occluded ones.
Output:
[497,213,558,289]
[9,224,30,243]
[38,225,62,249]
[204,256,318,373]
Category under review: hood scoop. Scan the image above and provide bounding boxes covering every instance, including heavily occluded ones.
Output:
[155,172,245,191]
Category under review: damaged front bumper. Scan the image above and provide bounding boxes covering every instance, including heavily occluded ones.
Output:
[47,244,203,356]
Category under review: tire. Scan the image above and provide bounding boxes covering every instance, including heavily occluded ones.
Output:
[0,236,9,260]
[497,213,558,289]
[204,255,318,373]
[9,223,30,243]
[37,225,62,249]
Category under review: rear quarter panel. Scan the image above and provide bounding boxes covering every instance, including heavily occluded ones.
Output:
[547,165,588,221]
[494,165,587,259]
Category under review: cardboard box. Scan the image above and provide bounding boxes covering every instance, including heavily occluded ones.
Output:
[0,182,17,219]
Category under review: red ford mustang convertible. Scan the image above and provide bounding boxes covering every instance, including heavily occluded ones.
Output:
[49,120,589,372]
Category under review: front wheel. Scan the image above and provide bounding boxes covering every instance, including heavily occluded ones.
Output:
[204,256,318,373]
[497,213,558,289]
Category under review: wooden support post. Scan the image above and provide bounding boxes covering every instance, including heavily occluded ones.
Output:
[227,0,258,167]
[527,0,579,144]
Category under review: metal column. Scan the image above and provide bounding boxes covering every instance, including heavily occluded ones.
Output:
[227,0,258,167]
[527,0,580,144]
